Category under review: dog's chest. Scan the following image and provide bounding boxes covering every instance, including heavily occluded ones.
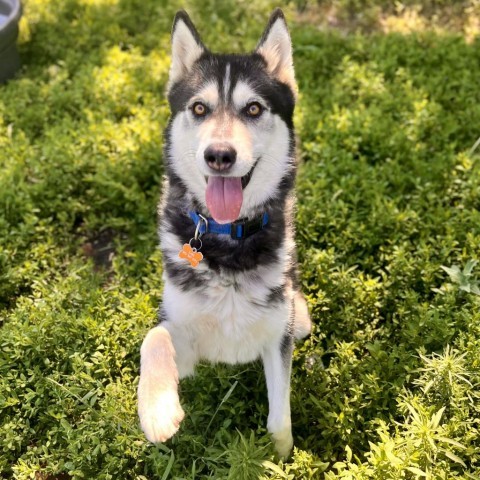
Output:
[163,262,289,364]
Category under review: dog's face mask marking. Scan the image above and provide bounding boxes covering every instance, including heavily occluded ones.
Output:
[166,10,297,224]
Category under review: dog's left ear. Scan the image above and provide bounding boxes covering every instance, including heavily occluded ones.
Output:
[255,9,297,97]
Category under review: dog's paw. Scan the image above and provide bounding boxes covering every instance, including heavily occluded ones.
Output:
[138,387,185,444]
[271,428,293,458]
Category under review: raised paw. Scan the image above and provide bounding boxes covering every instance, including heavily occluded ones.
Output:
[138,386,185,443]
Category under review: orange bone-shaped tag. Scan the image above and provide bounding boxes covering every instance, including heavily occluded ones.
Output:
[178,243,203,268]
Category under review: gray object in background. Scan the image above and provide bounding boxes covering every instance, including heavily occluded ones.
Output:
[0,0,22,83]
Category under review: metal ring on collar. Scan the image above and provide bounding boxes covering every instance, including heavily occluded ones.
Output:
[194,214,208,240]
[189,237,202,251]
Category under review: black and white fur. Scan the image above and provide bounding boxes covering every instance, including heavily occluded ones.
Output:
[138,9,311,457]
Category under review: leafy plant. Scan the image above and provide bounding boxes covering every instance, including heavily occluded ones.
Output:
[441,260,480,295]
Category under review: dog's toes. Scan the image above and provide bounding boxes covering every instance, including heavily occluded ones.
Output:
[138,388,185,444]
[272,429,293,458]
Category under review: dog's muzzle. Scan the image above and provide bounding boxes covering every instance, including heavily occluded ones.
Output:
[204,143,237,172]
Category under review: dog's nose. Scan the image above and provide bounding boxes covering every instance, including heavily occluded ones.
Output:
[204,143,237,172]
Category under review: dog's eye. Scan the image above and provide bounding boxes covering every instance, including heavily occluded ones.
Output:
[245,102,263,118]
[192,102,208,118]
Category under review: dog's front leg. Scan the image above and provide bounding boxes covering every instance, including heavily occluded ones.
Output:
[262,328,294,458]
[137,324,185,443]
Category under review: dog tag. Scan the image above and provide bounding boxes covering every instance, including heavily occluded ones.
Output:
[178,243,203,268]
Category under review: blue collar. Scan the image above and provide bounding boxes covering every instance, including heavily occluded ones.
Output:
[188,211,269,240]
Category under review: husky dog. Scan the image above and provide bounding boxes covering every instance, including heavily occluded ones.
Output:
[137,9,311,457]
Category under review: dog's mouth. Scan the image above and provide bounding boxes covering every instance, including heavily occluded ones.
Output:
[241,167,254,189]
[204,164,255,190]
[204,161,257,224]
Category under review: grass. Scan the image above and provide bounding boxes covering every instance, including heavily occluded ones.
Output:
[1,0,480,478]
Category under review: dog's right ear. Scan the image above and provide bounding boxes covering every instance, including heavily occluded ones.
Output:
[168,11,206,91]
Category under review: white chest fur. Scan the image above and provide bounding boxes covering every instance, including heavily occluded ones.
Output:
[161,261,290,366]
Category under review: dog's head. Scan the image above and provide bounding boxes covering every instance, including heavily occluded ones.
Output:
[166,9,297,224]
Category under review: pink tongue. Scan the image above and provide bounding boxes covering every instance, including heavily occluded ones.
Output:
[206,176,243,224]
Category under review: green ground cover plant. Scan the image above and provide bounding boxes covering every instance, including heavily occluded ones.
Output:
[1,0,480,478]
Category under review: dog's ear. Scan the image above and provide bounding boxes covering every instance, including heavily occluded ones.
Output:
[168,11,206,90]
[255,9,297,97]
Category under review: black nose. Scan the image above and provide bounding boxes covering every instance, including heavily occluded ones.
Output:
[204,143,237,172]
